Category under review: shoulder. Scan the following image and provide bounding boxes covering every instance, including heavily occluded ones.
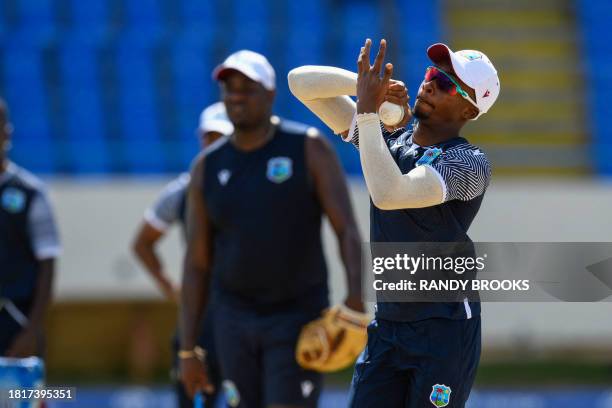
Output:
[430,141,492,202]
[160,172,190,197]
[276,116,319,138]
[439,142,491,173]
[6,162,48,196]
[191,135,230,172]
[203,135,230,159]
[301,124,333,156]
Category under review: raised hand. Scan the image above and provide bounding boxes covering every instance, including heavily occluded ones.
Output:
[356,39,393,115]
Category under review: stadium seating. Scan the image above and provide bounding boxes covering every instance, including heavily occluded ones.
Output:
[16,0,605,176]
[577,0,612,175]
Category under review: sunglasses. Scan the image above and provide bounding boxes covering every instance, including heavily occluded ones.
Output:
[424,66,479,110]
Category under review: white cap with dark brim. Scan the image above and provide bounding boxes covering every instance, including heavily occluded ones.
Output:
[427,43,500,119]
[199,101,234,135]
[212,50,276,91]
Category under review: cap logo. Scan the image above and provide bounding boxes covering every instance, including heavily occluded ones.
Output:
[482,90,490,98]
[459,51,482,61]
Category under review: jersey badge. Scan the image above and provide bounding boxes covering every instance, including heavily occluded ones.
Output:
[218,169,232,186]
[430,384,451,407]
[223,380,241,407]
[1,187,26,213]
[416,147,442,166]
[266,157,293,183]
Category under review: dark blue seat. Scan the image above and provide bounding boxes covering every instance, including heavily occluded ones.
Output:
[337,2,382,72]
[115,40,165,173]
[170,35,215,167]
[228,0,270,56]
[59,42,110,173]
[396,0,442,97]
[577,0,612,174]
[179,0,216,30]
[286,0,324,68]
[68,0,112,45]
[2,44,55,172]
[11,0,57,46]
[121,0,165,42]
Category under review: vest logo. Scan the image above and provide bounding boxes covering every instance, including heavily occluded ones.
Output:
[222,380,241,407]
[482,90,491,98]
[2,187,26,213]
[218,169,231,186]
[266,157,293,184]
[430,384,451,407]
[301,380,314,398]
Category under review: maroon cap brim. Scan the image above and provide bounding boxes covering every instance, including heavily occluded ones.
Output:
[427,43,452,66]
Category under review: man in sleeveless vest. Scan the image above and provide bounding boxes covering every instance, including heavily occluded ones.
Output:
[179,50,364,408]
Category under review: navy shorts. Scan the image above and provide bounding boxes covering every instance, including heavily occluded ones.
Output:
[348,317,481,408]
[214,301,323,408]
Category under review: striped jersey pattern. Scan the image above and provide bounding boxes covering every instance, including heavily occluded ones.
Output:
[346,118,491,202]
[429,144,492,202]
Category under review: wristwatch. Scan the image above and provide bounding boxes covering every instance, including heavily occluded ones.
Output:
[177,346,206,362]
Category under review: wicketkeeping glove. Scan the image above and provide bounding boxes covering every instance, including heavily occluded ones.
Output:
[295,304,370,372]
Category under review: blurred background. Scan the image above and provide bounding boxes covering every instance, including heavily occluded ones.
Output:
[1,0,612,407]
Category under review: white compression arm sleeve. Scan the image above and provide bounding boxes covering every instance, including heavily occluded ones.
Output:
[356,113,446,210]
[287,66,358,134]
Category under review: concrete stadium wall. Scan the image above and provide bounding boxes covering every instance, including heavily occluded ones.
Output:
[44,176,612,352]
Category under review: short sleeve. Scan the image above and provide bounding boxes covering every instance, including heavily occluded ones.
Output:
[28,191,62,260]
[428,147,492,202]
[144,174,190,232]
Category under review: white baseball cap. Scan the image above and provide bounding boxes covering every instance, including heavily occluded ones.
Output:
[199,101,234,135]
[427,43,500,118]
[212,50,276,91]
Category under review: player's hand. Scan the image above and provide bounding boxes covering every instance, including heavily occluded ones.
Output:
[385,80,412,130]
[5,326,40,358]
[179,356,214,399]
[356,38,393,115]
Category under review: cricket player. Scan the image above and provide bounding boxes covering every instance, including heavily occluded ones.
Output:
[179,50,365,408]
[289,39,499,407]
[132,101,233,408]
[0,98,61,358]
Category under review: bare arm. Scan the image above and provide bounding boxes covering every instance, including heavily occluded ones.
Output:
[131,223,178,302]
[27,259,54,328]
[305,133,364,312]
[179,154,215,397]
[6,259,54,357]
[180,155,213,350]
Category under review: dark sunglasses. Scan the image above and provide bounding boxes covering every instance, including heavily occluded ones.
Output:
[424,66,479,109]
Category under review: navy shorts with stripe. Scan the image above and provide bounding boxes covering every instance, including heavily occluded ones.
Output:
[348,317,481,408]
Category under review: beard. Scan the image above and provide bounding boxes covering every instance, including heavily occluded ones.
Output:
[412,104,431,120]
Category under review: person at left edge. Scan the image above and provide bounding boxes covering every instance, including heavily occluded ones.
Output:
[0,98,61,358]
[179,50,364,408]
[132,101,233,408]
